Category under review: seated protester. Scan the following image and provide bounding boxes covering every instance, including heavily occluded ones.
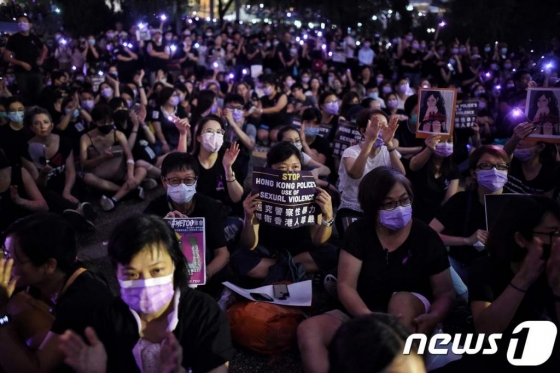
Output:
[329,314,426,373]
[20,107,95,228]
[0,148,47,231]
[232,142,338,280]
[435,195,560,373]
[290,82,317,116]
[95,78,119,106]
[502,122,557,197]
[80,89,95,113]
[430,145,510,283]
[393,94,427,159]
[59,215,235,373]
[0,96,31,165]
[407,135,459,223]
[57,95,92,156]
[254,74,288,145]
[319,91,345,143]
[189,89,218,143]
[0,213,114,373]
[144,152,230,293]
[79,104,147,211]
[335,109,404,238]
[383,92,407,121]
[108,97,162,183]
[297,167,454,373]
[151,87,188,155]
[299,107,333,170]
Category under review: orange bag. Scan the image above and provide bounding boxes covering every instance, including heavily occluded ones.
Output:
[227,301,304,355]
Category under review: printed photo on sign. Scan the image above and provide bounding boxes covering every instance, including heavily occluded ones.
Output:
[165,218,207,286]
[524,88,560,143]
[252,166,319,229]
[416,88,457,139]
[332,120,362,157]
[455,99,479,129]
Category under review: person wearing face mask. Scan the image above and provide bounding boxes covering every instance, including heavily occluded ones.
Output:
[298,167,454,373]
[58,214,235,373]
[4,15,47,105]
[291,82,318,115]
[144,153,230,293]
[223,93,256,156]
[254,74,288,145]
[502,123,557,197]
[435,195,560,373]
[336,109,405,238]
[318,92,345,142]
[82,34,100,66]
[358,39,374,68]
[0,97,31,165]
[96,81,119,105]
[391,95,425,159]
[383,92,408,124]
[151,87,188,155]
[430,146,510,284]
[401,40,422,88]
[146,30,171,86]
[56,95,92,156]
[299,107,333,168]
[408,135,459,223]
[395,78,411,110]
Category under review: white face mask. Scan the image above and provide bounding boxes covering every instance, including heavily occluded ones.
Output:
[294,141,303,151]
[167,183,196,204]
[200,132,224,153]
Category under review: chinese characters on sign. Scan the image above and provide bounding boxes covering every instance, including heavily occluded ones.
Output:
[252,167,319,229]
[333,120,363,157]
[455,99,479,129]
[166,217,206,286]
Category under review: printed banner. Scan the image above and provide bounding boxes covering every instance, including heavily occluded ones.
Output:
[524,88,560,143]
[318,122,333,139]
[166,218,206,286]
[332,120,362,157]
[455,99,479,129]
[416,88,457,139]
[252,167,319,229]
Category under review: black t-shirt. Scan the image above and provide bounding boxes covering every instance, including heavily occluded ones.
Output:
[55,118,89,156]
[259,223,310,253]
[504,157,557,195]
[394,121,425,149]
[435,190,487,265]
[308,134,335,174]
[401,48,421,73]
[113,45,138,81]
[144,193,228,260]
[408,162,459,223]
[0,125,32,165]
[5,32,44,73]
[92,289,235,373]
[0,165,30,231]
[147,41,168,71]
[261,92,288,129]
[343,218,449,312]
[246,43,263,65]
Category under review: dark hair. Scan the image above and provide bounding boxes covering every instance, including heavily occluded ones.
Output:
[158,87,175,107]
[302,107,322,124]
[108,215,190,292]
[291,83,304,92]
[51,71,66,83]
[277,125,300,142]
[266,141,302,166]
[16,15,31,23]
[356,109,388,131]
[329,313,413,373]
[5,96,24,111]
[486,195,560,263]
[4,213,77,273]
[404,94,418,117]
[193,90,217,120]
[260,74,277,87]
[224,93,244,106]
[91,104,113,123]
[161,152,200,178]
[319,91,337,106]
[358,167,414,221]
[513,69,530,82]
[340,91,360,117]
[24,106,51,127]
[194,115,225,154]
[468,145,509,172]
[108,97,127,111]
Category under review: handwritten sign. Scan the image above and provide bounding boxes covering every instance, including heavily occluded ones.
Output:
[455,99,479,129]
[252,167,319,229]
[332,121,362,157]
[166,218,206,286]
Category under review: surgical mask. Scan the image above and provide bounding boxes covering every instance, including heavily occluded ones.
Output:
[507,83,515,89]
[17,22,29,32]
[263,87,273,96]
[8,111,24,123]
[399,84,409,94]
[170,96,180,106]
[376,77,384,85]
[504,63,512,69]
[364,42,371,48]
[167,183,196,204]
[451,48,459,54]
[474,91,485,97]
[273,41,279,46]
[477,168,508,192]
[301,77,310,84]
[373,133,384,148]
[82,100,94,110]
[410,114,418,126]
[459,48,467,54]
[304,127,321,137]
[126,99,133,108]
[405,36,413,42]
[484,47,491,53]
[206,33,213,37]
[210,104,218,114]
[501,48,508,55]
[101,87,113,98]
[328,76,335,84]
[65,108,80,118]
[382,86,392,94]
[325,102,339,115]
[368,92,379,100]
[513,147,537,162]
[106,33,115,39]
[379,205,412,231]
[286,80,294,88]
[200,132,224,153]
[88,39,96,45]
[333,82,342,90]
[293,142,303,151]
[387,99,398,109]
[232,109,244,123]
[165,35,173,41]
[412,43,419,50]
[119,273,175,314]
[478,101,486,109]
[434,142,453,158]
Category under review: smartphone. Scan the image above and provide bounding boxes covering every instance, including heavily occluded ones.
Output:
[273,284,290,300]
[250,292,274,302]
[506,107,533,128]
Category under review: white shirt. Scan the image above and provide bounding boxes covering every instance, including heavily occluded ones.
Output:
[358,48,374,66]
[338,144,391,211]
[344,36,355,58]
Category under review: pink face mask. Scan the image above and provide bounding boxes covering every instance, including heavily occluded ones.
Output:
[200,132,224,153]
[119,273,174,314]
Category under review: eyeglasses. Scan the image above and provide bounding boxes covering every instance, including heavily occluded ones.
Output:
[476,163,509,171]
[204,128,225,135]
[164,177,197,187]
[532,230,560,243]
[380,197,412,211]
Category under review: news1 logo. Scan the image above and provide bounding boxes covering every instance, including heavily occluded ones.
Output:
[403,321,557,366]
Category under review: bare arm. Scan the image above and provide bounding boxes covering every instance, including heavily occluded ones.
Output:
[240,194,260,250]
[409,147,434,171]
[17,168,48,212]
[207,247,229,280]
[429,218,473,246]
[261,94,288,114]
[62,151,77,197]
[338,250,371,316]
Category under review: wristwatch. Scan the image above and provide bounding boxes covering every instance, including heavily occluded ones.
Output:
[322,217,335,227]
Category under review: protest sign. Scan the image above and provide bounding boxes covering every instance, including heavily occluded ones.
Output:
[166,218,206,286]
[91,75,104,93]
[455,99,479,129]
[416,88,457,139]
[524,88,560,143]
[332,120,362,157]
[318,122,333,140]
[252,167,319,229]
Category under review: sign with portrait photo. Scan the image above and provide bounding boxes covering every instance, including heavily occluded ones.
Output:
[252,167,320,229]
[524,88,560,143]
[166,218,207,286]
[416,88,457,139]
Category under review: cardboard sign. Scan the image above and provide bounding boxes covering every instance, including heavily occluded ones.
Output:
[332,121,362,157]
[525,88,560,143]
[455,99,479,129]
[416,88,457,139]
[252,167,319,229]
[166,218,206,286]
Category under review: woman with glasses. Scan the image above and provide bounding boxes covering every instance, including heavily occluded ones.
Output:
[144,152,229,292]
[298,167,454,373]
[430,145,510,284]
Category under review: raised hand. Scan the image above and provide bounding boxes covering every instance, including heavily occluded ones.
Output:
[424,135,441,150]
[382,115,399,147]
[243,193,261,220]
[0,258,18,308]
[222,142,240,169]
[364,118,383,144]
[159,331,184,373]
[315,187,333,222]
[59,327,107,373]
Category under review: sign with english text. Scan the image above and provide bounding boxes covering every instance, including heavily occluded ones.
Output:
[166,218,206,286]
